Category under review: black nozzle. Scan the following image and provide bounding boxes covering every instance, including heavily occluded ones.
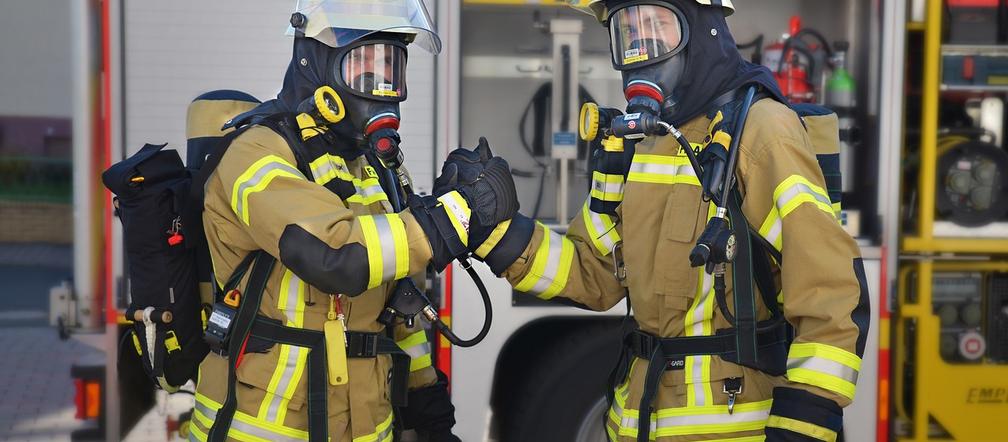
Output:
[611,112,666,139]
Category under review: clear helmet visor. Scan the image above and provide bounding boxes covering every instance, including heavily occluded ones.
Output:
[340,43,408,101]
[608,5,685,69]
[287,0,442,54]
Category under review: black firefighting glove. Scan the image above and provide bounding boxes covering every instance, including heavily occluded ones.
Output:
[401,369,461,442]
[434,137,520,246]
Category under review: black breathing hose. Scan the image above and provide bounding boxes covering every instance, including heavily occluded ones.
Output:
[377,160,494,348]
[434,259,493,348]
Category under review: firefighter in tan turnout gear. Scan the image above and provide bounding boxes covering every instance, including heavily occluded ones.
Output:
[443,1,871,441]
[190,1,519,441]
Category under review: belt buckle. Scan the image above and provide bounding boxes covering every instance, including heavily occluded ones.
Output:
[360,333,379,358]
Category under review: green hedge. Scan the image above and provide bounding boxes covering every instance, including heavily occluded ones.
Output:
[0,156,72,203]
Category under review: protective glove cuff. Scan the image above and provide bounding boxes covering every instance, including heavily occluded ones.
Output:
[472,213,535,276]
[765,387,844,441]
[408,193,470,271]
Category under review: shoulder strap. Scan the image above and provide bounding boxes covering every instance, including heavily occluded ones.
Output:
[206,250,276,442]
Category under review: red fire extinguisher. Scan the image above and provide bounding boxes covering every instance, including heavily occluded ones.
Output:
[763,16,831,103]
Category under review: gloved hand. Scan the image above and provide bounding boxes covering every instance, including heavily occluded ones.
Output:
[401,369,461,442]
[434,137,520,245]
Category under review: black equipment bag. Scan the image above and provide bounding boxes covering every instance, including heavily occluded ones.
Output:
[102,143,207,391]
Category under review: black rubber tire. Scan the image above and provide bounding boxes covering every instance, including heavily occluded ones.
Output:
[500,321,624,442]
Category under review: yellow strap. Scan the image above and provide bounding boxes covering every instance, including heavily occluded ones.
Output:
[766,415,838,442]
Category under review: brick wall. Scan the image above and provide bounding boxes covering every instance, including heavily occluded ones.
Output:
[0,201,72,244]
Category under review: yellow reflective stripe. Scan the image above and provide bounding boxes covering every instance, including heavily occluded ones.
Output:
[474,220,511,258]
[194,393,308,441]
[388,215,410,280]
[359,214,410,289]
[614,391,773,439]
[515,224,574,300]
[396,330,432,373]
[360,216,384,289]
[348,177,389,205]
[684,203,716,407]
[582,201,621,256]
[758,175,835,252]
[188,417,209,442]
[786,343,861,400]
[757,209,784,252]
[513,224,571,298]
[831,202,842,218]
[627,153,700,186]
[308,154,352,185]
[606,424,619,442]
[259,270,307,421]
[353,410,395,442]
[591,171,625,202]
[397,330,428,350]
[409,354,432,372]
[773,175,834,219]
[230,155,304,225]
[438,191,470,246]
[766,415,837,441]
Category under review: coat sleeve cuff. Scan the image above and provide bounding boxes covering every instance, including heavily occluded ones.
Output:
[765,387,844,442]
[473,213,535,276]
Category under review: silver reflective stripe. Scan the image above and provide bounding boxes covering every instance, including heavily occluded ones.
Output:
[235,162,303,220]
[357,180,386,199]
[530,231,564,294]
[593,178,625,196]
[629,162,696,177]
[264,272,306,422]
[763,218,783,247]
[376,420,395,442]
[654,407,771,429]
[194,398,306,442]
[375,215,399,281]
[264,346,305,422]
[686,271,714,406]
[777,182,832,209]
[311,157,345,183]
[787,356,859,384]
[403,341,431,360]
[587,209,618,253]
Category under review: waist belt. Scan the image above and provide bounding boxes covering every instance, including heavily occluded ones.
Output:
[207,252,409,442]
[616,320,790,442]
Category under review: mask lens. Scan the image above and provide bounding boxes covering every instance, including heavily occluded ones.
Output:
[609,5,683,69]
[340,43,407,101]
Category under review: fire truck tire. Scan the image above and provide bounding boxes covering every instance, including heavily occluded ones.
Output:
[501,322,622,442]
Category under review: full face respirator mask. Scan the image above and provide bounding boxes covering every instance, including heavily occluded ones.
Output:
[605,2,689,139]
